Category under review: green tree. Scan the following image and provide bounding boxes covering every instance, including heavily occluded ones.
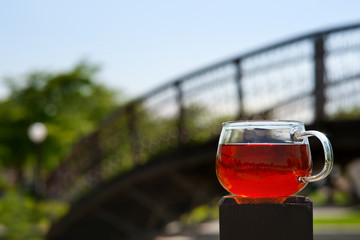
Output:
[0,62,120,185]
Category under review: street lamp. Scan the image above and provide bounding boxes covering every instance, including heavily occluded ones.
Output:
[28,122,47,195]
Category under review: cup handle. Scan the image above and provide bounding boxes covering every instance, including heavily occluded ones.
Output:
[295,130,334,183]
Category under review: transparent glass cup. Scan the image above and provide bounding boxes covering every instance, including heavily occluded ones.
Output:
[216,120,334,198]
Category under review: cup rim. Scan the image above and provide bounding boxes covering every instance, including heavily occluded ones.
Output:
[222,120,304,127]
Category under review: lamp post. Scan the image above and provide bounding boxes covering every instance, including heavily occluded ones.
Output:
[28,122,47,195]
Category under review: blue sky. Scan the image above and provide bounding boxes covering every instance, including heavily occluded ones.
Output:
[1,0,360,99]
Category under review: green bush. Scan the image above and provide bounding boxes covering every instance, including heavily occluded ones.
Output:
[0,189,68,240]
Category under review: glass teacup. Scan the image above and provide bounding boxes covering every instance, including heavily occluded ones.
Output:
[216,120,333,198]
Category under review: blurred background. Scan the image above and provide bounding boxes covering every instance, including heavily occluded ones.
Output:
[1,1,360,240]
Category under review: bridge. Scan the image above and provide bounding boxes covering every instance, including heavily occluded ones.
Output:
[46,22,360,240]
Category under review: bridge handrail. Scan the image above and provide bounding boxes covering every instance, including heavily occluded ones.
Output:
[138,22,360,98]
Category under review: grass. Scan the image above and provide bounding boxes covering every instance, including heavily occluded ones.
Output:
[313,207,360,233]
[314,212,360,225]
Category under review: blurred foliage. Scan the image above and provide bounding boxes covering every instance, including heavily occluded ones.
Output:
[180,199,219,225]
[0,62,120,183]
[0,188,68,240]
[308,187,351,206]
[332,107,360,120]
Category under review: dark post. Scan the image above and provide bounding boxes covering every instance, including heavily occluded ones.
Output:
[234,59,244,119]
[175,81,187,144]
[219,196,313,240]
[314,35,326,122]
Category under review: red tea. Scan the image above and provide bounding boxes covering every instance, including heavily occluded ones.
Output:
[216,143,312,197]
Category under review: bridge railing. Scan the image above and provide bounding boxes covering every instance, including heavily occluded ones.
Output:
[46,22,360,201]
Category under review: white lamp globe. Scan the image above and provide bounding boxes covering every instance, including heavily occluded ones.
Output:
[28,122,47,143]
